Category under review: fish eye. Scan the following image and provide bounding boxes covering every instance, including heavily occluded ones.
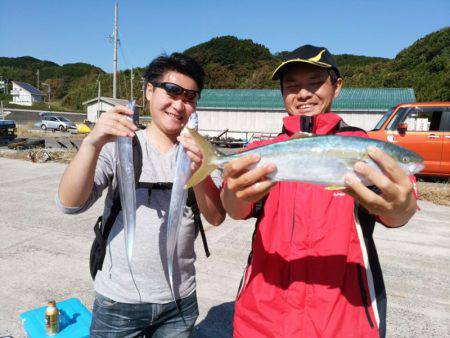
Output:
[402,156,409,163]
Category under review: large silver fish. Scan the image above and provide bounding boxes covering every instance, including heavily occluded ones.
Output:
[166,112,198,301]
[115,101,137,270]
[185,130,424,189]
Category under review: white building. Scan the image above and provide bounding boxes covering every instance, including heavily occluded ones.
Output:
[196,88,416,139]
[10,81,45,106]
[83,97,137,122]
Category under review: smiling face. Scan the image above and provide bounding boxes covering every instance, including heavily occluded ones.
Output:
[281,63,342,116]
[146,70,198,136]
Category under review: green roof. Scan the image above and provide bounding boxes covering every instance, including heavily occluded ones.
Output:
[197,88,416,110]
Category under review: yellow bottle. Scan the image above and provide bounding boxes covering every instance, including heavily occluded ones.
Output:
[45,300,59,336]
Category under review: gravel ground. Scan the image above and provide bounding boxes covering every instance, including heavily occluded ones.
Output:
[0,157,449,337]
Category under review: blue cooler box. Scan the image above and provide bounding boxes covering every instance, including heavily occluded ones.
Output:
[19,298,92,338]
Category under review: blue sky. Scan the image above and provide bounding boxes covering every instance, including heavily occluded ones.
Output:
[0,0,448,72]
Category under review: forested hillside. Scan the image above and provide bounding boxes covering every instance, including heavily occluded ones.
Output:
[1,27,448,110]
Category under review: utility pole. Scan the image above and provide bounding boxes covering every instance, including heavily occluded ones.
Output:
[97,76,101,121]
[112,1,118,99]
[141,77,146,113]
[41,83,51,109]
[130,67,134,100]
[36,70,40,90]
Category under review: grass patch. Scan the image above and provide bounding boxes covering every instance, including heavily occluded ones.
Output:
[0,148,77,163]
[15,123,87,140]
[16,122,36,136]
[417,180,450,206]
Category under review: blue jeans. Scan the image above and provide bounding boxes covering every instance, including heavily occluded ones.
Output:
[90,291,199,338]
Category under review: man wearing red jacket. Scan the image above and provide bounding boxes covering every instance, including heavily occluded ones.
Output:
[221,45,418,337]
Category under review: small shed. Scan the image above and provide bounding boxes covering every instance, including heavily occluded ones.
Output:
[196,88,416,139]
[83,97,135,122]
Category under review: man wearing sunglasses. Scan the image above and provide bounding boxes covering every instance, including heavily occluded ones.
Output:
[58,53,225,337]
[221,45,418,337]
[150,82,201,103]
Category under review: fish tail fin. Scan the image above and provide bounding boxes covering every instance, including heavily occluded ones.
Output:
[184,128,221,188]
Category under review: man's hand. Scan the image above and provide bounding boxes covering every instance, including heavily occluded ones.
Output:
[221,154,276,219]
[177,134,203,172]
[344,146,417,227]
[85,105,137,150]
[224,154,277,203]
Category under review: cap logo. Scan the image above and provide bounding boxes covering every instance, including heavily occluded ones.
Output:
[308,49,326,62]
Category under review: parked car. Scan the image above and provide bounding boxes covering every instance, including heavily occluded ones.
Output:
[40,115,77,132]
[368,102,450,177]
[0,119,17,142]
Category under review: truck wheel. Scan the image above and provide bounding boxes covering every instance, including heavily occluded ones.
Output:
[41,124,47,130]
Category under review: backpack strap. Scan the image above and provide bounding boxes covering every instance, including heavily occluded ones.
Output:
[137,182,173,189]
[132,135,143,183]
[93,192,122,273]
[187,188,211,257]
[252,195,268,219]
[336,120,367,134]
[136,182,210,257]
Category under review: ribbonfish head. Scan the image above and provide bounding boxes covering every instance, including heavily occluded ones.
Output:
[184,129,424,189]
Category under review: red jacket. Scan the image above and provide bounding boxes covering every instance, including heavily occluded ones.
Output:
[234,113,386,338]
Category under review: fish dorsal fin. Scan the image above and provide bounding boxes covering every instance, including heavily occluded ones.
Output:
[289,131,315,140]
[325,185,346,191]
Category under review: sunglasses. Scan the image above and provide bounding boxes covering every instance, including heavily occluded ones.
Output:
[151,82,200,102]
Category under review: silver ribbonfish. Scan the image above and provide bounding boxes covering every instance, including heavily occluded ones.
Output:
[185,130,424,189]
[115,101,137,270]
[166,112,198,301]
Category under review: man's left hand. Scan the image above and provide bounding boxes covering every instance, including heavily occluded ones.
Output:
[177,134,203,172]
[344,146,417,227]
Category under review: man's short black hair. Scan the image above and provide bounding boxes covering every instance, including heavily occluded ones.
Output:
[144,53,205,91]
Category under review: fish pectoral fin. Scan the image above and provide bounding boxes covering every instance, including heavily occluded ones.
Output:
[341,158,361,170]
[325,185,347,191]
[289,131,315,140]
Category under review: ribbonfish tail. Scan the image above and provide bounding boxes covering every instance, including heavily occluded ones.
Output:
[115,100,137,271]
[166,112,199,302]
[184,129,424,189]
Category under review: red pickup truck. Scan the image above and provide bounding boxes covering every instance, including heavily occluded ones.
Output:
[368,102,450,177]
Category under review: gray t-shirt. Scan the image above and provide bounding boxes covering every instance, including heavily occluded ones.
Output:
[57,129,215,304]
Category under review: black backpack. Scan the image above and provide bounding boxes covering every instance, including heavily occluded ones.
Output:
[89,136,210,280]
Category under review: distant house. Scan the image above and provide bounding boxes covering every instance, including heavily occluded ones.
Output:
[196,88,416,138]
[10,81,45,106]
[0,78,9,94]
[83,97,141,122]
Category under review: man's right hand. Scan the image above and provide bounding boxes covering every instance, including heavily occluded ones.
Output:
[221,154,277,219]
[84,105,138,150]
